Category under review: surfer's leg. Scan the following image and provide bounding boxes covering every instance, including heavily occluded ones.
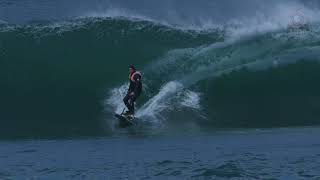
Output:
[128,96,136,114]
[123,94,131,111]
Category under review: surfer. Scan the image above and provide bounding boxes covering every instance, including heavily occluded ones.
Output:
[123,65,142,116]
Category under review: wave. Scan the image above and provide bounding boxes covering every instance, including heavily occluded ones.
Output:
[105,18,320,132]
[0,16,320,138]
[0,17,221,139]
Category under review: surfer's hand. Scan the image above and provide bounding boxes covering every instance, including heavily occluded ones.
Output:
[130,92,135,96]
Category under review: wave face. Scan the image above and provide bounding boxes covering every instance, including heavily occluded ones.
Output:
[0,18,222,138]
[1,7,320,138]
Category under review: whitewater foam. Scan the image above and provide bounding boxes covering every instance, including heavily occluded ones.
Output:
[180,91,201,109]
[3,1,320,43]
[105,81,185,123]
[78,1,320,40]
[105,83,128,114]
[135,81,183,122]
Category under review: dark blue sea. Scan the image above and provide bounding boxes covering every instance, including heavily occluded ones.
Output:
[1,128,320,179]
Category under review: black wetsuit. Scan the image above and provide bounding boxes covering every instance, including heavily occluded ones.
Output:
[123,71,142,114]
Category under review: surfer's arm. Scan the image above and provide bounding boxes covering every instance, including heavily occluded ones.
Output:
[131,74,141,96]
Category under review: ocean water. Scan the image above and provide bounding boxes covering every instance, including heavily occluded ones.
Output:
[1,0,320,179]
[1,127,320,179]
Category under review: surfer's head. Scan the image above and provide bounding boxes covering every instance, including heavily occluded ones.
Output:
[129,64,136,73]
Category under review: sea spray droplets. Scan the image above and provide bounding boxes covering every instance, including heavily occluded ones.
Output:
[136,81,184,122]
[105,83,129,114]
[180,91,201,110]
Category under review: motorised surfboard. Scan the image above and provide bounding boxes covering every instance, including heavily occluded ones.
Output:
[114,113,135,128]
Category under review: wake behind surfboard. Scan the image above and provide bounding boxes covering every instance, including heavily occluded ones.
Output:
[114,113,136,128]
